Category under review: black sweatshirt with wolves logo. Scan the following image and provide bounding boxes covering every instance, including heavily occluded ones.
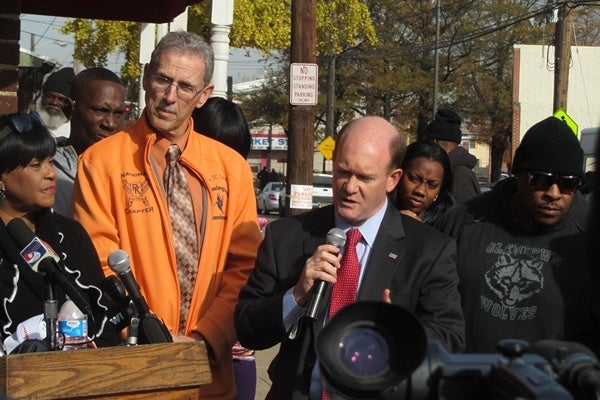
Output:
[435,177,599,356]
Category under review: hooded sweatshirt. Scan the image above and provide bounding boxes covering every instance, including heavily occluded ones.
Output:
[448,145,481,203]
[435,178,599,355]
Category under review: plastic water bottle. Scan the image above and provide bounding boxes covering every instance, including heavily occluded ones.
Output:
[57,298,88,350]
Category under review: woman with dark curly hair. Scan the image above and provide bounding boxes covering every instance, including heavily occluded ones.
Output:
[392,140,454,226]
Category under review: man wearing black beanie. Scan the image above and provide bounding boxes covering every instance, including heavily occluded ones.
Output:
[425,108,481,203]
[36,67,75,138]
[435,116,599,357]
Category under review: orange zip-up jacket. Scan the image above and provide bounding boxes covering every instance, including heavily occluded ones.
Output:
[73,115,262,399]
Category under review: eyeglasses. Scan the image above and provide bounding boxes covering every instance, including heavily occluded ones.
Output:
[148,73,203,101]
[527,171,580,195]
[0,112,46,142]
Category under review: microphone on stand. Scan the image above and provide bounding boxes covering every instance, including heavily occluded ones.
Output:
[100,275,138,332]
[107,250,150,316]
[6,218,96,336]
[107,249,172,344]
[305,228,347,320]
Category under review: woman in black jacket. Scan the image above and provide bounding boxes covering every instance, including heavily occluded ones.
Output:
[0,112,120,353]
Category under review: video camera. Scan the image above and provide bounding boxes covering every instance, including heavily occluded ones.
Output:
[316,302,600,400]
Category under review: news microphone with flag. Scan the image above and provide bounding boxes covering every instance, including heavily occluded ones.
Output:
[107,249,150,316]
[305,228,347,320]
[7,218,96,329]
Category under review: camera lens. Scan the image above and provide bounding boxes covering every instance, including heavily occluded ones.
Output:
[338,327,390,377]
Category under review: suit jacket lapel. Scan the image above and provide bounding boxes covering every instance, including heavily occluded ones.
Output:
[302,206,334,255]
[358,204,407,300]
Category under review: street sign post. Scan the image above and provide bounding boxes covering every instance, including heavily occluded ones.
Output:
[317,136,335,160]
[553,108,578,137]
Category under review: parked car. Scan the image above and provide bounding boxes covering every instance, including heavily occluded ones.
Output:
[479,172,510,193]
[256,181,285,214]
[312,173,333,207]
[278,173,334,216]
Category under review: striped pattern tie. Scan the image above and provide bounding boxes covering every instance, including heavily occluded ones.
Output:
[164,144,198,333]
[323,228,362,400]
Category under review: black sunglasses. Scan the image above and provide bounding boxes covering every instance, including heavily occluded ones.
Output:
[527,171,580,195]
[0,112,46,142]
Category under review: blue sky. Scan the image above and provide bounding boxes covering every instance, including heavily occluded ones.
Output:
[19,13,267,84]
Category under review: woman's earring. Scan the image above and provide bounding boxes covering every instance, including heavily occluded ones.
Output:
[433,195,438,202]
[0,186,5,202]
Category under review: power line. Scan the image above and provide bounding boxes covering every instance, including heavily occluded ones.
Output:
[20,30,74,45]
[338,1,588,60]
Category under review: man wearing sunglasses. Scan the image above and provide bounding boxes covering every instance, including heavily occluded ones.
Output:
[435,116,599,357]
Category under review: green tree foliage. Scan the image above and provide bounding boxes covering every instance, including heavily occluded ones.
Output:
[188,0,376,55]
[60,1,600,180]
[452,0,547,181]
[61,0,376,113]
[60,19,140,100]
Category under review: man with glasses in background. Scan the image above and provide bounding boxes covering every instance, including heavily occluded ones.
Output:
[37,67,75,138]
[436,116,600,357]
[72,31,262,399]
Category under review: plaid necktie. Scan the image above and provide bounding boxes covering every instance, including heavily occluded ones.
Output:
[323,228,362,400]
[164,144,198,333]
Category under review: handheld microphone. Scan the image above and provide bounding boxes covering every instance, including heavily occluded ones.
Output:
[107,249,150,316]
[305,228,347,320]
[6,218,96,330]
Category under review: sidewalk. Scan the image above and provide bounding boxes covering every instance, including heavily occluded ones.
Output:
[253,345,278,399]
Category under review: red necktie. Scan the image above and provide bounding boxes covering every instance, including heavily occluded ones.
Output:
[164,144,198,333]
[327,228,362,319]
[323,228,362,400]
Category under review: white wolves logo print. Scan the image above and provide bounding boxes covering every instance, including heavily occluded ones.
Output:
[485,254,543,306]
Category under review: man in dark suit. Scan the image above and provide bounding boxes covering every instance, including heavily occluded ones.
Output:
[235,116,465,399]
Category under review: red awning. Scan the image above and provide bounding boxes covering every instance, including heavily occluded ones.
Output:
[20,0,202,24]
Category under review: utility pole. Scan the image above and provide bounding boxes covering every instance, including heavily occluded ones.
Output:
[325,55,336,138]
[285,0,317,216]
[432,0,441,117]
[553,1,573,112]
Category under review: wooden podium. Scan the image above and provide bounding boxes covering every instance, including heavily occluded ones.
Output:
[0,341,211,399]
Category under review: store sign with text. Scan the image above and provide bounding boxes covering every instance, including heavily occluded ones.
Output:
[251,134,288,150]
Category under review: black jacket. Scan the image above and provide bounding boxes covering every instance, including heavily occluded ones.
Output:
[436,178,600,356]
[448,145,481,203]
[235,204,464,399]
[0,209,121,350]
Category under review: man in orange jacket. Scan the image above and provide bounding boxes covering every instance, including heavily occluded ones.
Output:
[73,31,262,399]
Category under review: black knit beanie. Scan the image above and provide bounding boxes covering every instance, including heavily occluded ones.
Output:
[424,108,462,143]
[511,116,584,177]
[43,67,75,98]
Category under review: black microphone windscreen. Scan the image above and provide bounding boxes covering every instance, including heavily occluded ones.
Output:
[6,218,36,248]
[101,275,128,304]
